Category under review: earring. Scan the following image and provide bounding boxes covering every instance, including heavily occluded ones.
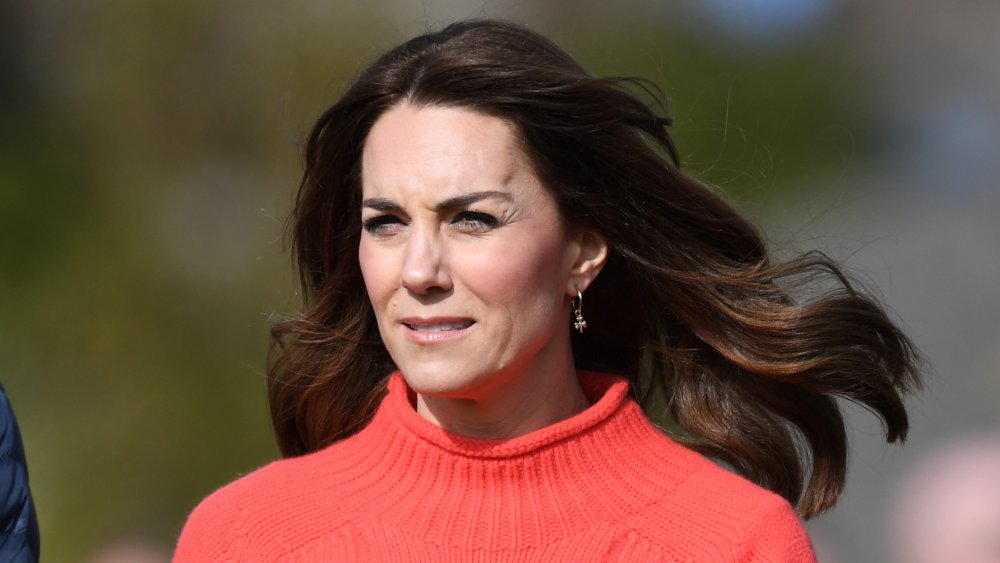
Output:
[573,288,587,334]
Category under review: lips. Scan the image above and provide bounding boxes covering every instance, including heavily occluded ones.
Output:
[400,317,475,343]
[404,320,475,332]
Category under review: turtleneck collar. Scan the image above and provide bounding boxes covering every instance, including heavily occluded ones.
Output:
[376,370,632,459]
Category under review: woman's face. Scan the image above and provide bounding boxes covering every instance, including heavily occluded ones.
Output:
[359,104,599,403]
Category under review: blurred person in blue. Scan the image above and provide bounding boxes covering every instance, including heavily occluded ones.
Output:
[0,383,40,562]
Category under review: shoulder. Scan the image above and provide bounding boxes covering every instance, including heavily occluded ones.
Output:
[627,434,816,562]
[173,435,366,561]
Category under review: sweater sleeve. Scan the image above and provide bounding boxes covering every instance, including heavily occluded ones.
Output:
[738,500,817,563]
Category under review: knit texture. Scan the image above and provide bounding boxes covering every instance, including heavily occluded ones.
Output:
[174,372,816,562]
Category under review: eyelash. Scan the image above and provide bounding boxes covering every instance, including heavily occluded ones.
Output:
[362,215,402,235]
[452,211,500,231]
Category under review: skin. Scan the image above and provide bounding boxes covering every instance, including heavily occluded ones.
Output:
[359,103,607,439]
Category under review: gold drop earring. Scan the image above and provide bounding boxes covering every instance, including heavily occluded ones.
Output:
[573,288,587,334]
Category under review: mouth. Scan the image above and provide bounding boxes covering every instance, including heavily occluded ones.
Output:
[400,317,476,342]
[403,320,475,332]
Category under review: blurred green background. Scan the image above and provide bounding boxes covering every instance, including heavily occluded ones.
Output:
[2,1,997,561]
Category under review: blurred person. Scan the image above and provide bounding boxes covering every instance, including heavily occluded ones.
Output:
[174,20,920,561]
[0,382,40,562]
[86,539,170,563]
[890,435,1000,563]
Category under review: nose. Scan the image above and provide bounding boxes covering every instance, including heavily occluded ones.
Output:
[400,226,452,295]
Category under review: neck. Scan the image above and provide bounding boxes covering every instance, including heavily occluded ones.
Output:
[414,364,590,440]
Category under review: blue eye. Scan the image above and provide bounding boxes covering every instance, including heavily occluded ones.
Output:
[453,211,500,232]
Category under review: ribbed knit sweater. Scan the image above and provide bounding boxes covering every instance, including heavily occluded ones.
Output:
[174,372,816,562]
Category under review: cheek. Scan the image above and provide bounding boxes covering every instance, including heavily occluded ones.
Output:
[467,231,571,304]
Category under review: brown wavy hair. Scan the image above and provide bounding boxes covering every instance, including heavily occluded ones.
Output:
[268,19,921,518]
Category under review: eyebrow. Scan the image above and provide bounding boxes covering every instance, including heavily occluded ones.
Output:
[361,190,513,212]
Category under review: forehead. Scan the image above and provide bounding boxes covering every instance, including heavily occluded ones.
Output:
[360,104,534,195]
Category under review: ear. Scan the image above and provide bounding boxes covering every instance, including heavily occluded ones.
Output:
[566,230,608,296]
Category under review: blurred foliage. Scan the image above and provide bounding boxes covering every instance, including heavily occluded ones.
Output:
[0,1,859,559]
[560,19,858,200]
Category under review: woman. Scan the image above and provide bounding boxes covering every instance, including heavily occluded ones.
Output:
[175,20,919,561]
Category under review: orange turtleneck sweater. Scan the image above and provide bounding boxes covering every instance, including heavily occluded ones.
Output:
[173,372,816,562]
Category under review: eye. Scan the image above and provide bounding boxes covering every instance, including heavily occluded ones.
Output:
[452,211,500,232]
[362,214,404,236]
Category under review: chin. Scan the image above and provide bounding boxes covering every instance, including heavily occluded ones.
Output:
[397,363,494,399]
